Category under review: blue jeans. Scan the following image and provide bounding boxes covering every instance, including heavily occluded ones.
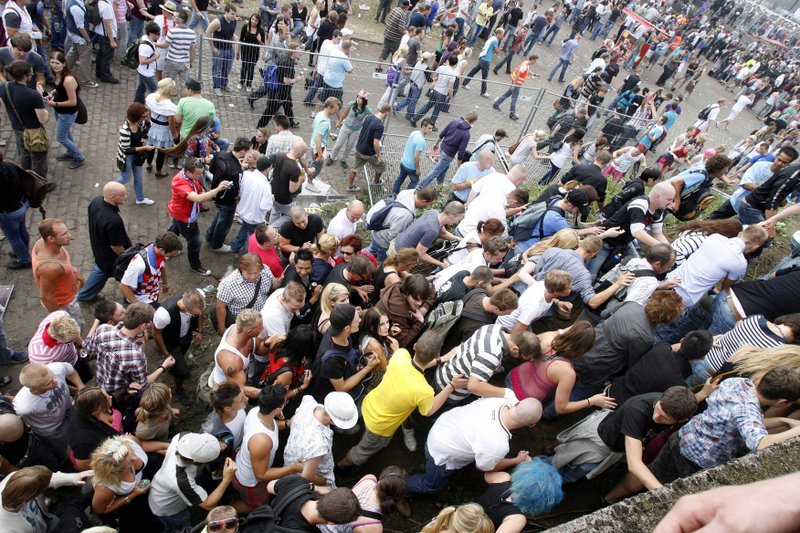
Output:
[77,264,111,301]
[541,377,601,420]
[494,85,521,115]
[654,303,711,344]
[412,90,448,126]
[454,17,466,40]
[95,35,115,80]
[538,161,562,185]
[738,201,772,250]
[116,154,145,201]
[290,20,304,37]
[708,292,738,335]
[188,10,209,30]
[523,29,543,55]
[367,241,388,262]
[0,199,30,263]
[543,24,562,46]
[205,204,237,250]
[134,73,157,104]
[170,219,203,270]
[50,6,66,50]
[394,84,421,120]
[494,49,516,73]
[303,74,323,105]
[418,152,455,189]
[212,48,235,89]
[586,241,637,279]
[375,0,392,22]
[500,26,517,50]
[599,19,614,39]
[393,163,419,193]
[230,221,259,253]
[157,508,191,533]
[549,57,571,82]
[464,59,490,95]
[128,17,145,40]
[407,445,458,498]
[55,111,83,161]
[467,22,485,46]
[590,20,604,40]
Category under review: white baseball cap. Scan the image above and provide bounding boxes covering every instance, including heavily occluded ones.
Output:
[177,433,221,464]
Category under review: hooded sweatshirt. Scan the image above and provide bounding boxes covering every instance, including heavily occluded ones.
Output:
[439,117,472,160]
[377,280,435,347]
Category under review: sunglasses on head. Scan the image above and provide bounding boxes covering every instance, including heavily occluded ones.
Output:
[207,518,238,532]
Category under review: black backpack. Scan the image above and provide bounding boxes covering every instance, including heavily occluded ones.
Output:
[698,104,716,121]
[112,244,151,282]
[365,199,412,232]
[231,482,315,533]
[124,38,155,69]
[6,161,49,218]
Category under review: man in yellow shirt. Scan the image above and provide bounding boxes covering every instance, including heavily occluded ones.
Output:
[337,331,468,469]
[468,0,494,46]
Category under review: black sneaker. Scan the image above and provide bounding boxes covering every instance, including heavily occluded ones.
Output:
[68,159,85,169]
[0,376,11,387]
[190,266,212,276]
[44,183,57,193]
[6,260,31,270]
[56,153,73,161]
[0,351,28,365]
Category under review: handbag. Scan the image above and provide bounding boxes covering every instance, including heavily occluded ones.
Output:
[508,141,520,155]
[5,84,49,152]
[76,96,88,125]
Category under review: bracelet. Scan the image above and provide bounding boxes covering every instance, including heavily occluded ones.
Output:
[159,365,166,372]
[435,356,441,365]
[586,398,591,408]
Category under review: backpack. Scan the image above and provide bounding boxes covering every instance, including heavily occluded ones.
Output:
[423,288,489,338]
[591,255,657,319]
[85,0,102,29]
[365,198,412,232]
[238,481,316,533]
[262,64,280,91]
[112,244,151,282]
[698,104,716,121]
[507,200,559,242]
[7,162,49,218]
[124,38,154,69]
[317,346,370,401]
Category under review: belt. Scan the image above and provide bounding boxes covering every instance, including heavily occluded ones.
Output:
[724,287,744,322]
[151,118,169,126]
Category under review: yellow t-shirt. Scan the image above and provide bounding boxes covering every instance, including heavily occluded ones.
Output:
[362,349,434,437]
[475,3,494,27]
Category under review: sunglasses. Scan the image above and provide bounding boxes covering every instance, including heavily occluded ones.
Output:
[208,518,238,532]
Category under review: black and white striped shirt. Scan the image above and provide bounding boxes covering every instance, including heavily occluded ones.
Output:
[671,230,708,267]
[705,314,785,372]
[435,324,508,403]
[165,25,196,64]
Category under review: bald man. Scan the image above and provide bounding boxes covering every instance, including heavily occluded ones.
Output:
[327,200,365,244]
[77,182,132,302]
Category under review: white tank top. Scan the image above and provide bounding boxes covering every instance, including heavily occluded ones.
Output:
[209,325,250,388]
[4,2,34,37]
[235,408,279,487]
[104,438,147,496]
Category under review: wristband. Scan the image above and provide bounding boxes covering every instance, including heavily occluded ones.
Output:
[159,365,166,372]
[586,398,591,407]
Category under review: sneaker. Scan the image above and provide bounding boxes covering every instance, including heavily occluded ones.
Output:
[68,159,85,169]
[214,88,223,96]
[100,77,120,84]
[325,158,335,166]
[56,153,73,161]
[246,85,252,92]
[346,185,360,192]
[481,92,490,98]
[190,266,212,276]
[401,426,417,452]
[510,114,520,120]
[461,84,471,90]
[44,183,57,193]
[340,160,348,169]
[0,351,28,365]
[84,81,100,88]
[492,103,501,111]
[6,260,31,270]
[371,178,384,186]
[305,182,322,193]
[210,244,233,253]
[135,198,155,205]
[236,83,243,90]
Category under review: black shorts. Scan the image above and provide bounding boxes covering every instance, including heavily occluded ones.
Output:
[647,431,702,485]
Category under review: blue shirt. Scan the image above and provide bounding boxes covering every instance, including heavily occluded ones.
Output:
[450,161,494,201]
[748,152,776,164]
[324,56,352,88]
[560,38,580,61]
[479,36,500,61]
[401,130,427,170]
[638,125,664,150]
[669,169,707,196]
[663,110,678,131]
[310,112,331,154]
[518,208,569,250]
[731,161,774,212]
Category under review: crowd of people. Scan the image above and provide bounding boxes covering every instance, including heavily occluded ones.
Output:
[2,0,800,531]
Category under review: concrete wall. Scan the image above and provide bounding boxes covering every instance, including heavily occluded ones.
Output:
[546,439,800,532]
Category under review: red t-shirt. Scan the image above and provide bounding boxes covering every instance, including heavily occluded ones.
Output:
[167,171,202,223]
[248,233,283,278]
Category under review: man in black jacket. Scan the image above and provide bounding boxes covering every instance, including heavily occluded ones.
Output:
[152,289,206,401]
[205,137,249,252]
[560,151,611,205]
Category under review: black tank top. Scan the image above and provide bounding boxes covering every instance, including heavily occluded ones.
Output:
[54,74,79,115]
[213,16,237,50]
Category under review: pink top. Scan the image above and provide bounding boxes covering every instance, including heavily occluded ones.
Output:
[509,349,571,401]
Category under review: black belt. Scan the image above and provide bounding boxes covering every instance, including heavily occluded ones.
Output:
[151,118,169,126]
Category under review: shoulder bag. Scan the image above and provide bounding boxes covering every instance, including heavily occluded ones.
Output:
[4,83,49,152]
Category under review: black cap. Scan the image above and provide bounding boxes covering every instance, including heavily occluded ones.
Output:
[565,188,590,217]
[185,78,202,91]
[329,304,356,334]
[256,155,273,171]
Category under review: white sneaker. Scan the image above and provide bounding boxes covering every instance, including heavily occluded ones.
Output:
[305,182,322,193]
[402,426,417,452]
[211,244,233,253]
[481,92,490,98]
[135,198,155,205]
[236,83,243,90]
[214,88,222,96]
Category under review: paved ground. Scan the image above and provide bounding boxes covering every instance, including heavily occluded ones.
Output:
[0,3,778,530]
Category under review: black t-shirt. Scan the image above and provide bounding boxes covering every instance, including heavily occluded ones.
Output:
[276,57,296,93]
[316,19,336,43]
[279,213,325,247]
[0,82,45,130]
[560,163,607,203]
[209,151,243,206]
[324,263,369,307]
[608,343,690,406]
[434,270,471,304]
[507,7,523,26]
[601,179,644,218]
[272,153,302,205]
[474,481,522,529]
[291,3,308,22]
[356,115,384,156]
[87,196,132,275]
[69,413,121,462]
[732,269,800,321]
[442,289,494,353]
[0,163,28,214]
[195,0,209,10]
[601,196,666,247]
[272,475,319,532]
[597,392,662,452]
[310,331,357,402]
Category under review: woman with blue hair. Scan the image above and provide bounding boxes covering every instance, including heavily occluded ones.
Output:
[473,458,564,532]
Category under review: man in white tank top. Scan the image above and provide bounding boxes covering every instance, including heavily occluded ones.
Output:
[234,383,304,512]
[207,309,265,401]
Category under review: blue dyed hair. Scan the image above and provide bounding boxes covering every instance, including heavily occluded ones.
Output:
[509,459,564,517]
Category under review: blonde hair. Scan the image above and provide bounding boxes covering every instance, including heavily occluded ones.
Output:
[18,364,52,390]
[135,382,172,424]
[156,78,176,101]
[421,503,495,533]
[236,308,263,332]
[313,233,340,257]
[320,283,349,315]
[532,129,548,142]
[49,314,80,343]
[729,345,800,384]
[91,437,136,487]
[528,228,580,256]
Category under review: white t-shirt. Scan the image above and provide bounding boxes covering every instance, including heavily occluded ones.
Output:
[95,0,118,38]
[496,281,551,329]
[457,189,507,237]
[427,397,512,471]
[433,249,487,291]
[13,362,74,436]
[327,208,358,242]
[470,172,515,200]
[260,289,293,337]
[121,252,156,303]
[236,169,273,225]
[137,36,158,77]
[668,234,747,307]
[432,64,457,95]
[316,39,339,76]
[550,142,574,169]
[0,474,48,533]
[148,435,209,517]
[153,306,192,338]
